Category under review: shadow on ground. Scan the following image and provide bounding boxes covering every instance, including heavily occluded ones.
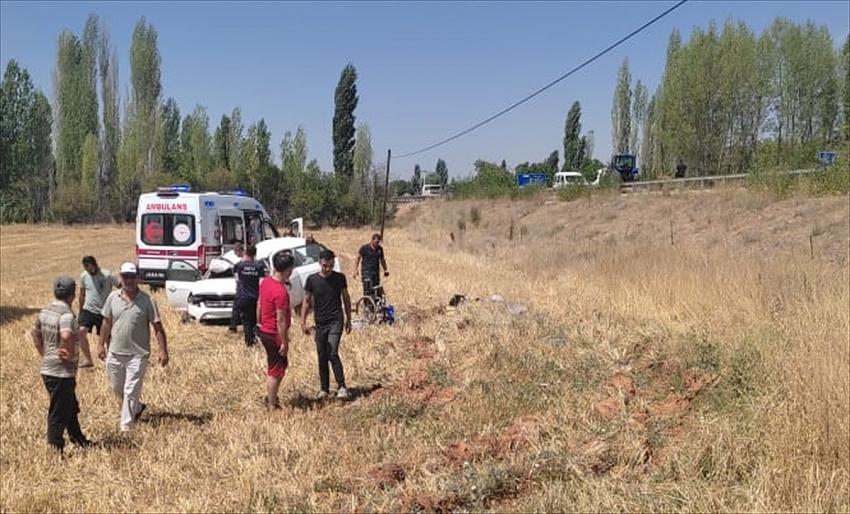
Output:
[141,410,213,427]
[287,383,383,411]
[0,305,40,326]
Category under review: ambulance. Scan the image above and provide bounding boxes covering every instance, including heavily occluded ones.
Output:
[135,185,302,287]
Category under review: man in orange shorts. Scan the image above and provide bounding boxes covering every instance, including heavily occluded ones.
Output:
[256,252,294,410]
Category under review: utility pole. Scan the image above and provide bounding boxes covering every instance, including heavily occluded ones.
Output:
[379,149,391,240]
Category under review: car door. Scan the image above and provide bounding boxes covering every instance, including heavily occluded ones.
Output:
[288,243,327,307]
[288,218,303,238]
[165,260,202,310]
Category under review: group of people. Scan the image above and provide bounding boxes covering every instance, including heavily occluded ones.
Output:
[33,257,167,452]
[33,234,390,452]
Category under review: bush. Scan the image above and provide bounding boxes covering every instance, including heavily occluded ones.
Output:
[556,184,592,202]
[469,207,481,227]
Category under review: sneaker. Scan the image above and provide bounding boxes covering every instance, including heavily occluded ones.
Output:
[336,387,350,400]
[316,390,329,400]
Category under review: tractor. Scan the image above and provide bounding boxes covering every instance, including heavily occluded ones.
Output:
[611,153,639,182]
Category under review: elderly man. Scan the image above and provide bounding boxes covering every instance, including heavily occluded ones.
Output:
[98,263,169,432]
[32,276,92,451]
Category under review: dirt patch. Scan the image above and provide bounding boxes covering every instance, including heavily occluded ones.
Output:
[402,494,459,514]
[594,396,622,419]
[607,372,636,396]
[402,305,447,325]
[368,463,406,489]
[445,416,547,467]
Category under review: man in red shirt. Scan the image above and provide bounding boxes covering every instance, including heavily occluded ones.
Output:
[256,252,295,410]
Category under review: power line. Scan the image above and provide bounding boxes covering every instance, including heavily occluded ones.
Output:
[395,0,689,159]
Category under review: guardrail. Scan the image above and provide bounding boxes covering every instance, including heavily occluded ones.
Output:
[388,168,821,203]
[618,168,817,193]
[390,195,440,204]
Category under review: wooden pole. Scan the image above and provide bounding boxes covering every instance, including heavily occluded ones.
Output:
[380,149,391,240]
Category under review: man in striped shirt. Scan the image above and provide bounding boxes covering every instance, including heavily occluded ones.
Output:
[32,276,92,452]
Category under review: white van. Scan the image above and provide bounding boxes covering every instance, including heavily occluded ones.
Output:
[135,185,303,287]
[552,171,589,189]
[421,184,443,197]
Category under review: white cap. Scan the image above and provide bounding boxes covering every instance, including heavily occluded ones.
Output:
[119,262,138,275]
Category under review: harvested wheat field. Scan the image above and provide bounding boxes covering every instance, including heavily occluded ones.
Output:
[1,188,849,513]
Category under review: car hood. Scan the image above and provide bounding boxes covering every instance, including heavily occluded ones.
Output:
[189,278,236,295]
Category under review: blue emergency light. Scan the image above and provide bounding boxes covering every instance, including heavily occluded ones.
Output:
[224,189,247,196]
[157,184,191,193]
[204,200,215,208]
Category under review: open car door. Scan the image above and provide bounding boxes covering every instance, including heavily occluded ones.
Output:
[288,218,304,238]
[165,260,202,310]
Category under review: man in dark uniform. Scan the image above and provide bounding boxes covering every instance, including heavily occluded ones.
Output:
[353,233,388,299]
[675,159,687,178]
[233,244,266,347]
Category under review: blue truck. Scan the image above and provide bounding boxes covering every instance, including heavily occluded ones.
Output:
[516,173,547,188]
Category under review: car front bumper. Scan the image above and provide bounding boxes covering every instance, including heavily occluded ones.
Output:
[187,302,234,322]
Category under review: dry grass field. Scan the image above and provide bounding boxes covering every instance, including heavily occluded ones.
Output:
[1,187,848,513]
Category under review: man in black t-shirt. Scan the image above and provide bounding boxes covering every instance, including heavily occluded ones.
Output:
[301,249,352,400]
[233,244,266,347]
[353,233,389,299]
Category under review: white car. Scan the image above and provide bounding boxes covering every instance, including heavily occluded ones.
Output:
[553,171,589,188]
[164,237,339,322]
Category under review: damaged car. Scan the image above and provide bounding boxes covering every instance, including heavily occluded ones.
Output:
[164,236,339,322]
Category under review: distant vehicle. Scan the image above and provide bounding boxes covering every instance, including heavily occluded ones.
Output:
[611,153,639,182]
[135,185,303,287]
[421,184,444,197]
[553,171,589,188]
[516,173,547,188]
[164,236,339,322]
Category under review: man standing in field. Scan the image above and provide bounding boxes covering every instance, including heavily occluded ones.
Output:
[353,234,389,299]
[301,249,352,400]
[233,244,266,347]
[78,256,120,368]
[32,276,92,451]
[256,252,295,410]
[98,262,169,432]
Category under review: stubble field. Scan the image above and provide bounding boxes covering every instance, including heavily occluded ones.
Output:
[1,187,848,512]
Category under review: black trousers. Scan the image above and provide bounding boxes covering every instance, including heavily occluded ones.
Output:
[362,274,384,299]
[315,319,345,392]
[42,375,86,450]
[229,300,242,330]
[238,297,258,346]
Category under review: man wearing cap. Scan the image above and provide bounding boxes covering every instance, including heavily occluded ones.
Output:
[99,262,169,432]
[78,256,120,367]
[32,276,92,451]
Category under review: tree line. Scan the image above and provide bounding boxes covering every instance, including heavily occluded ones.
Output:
[616,17,849,179]
[0,16,377,225]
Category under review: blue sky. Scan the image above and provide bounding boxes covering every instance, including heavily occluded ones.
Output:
[2,1,848,179]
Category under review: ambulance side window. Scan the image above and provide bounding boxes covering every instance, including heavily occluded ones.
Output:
[141,214,195,247]
[142,214,165,245]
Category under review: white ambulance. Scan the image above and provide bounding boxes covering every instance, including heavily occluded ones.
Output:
[135,185,303,287]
